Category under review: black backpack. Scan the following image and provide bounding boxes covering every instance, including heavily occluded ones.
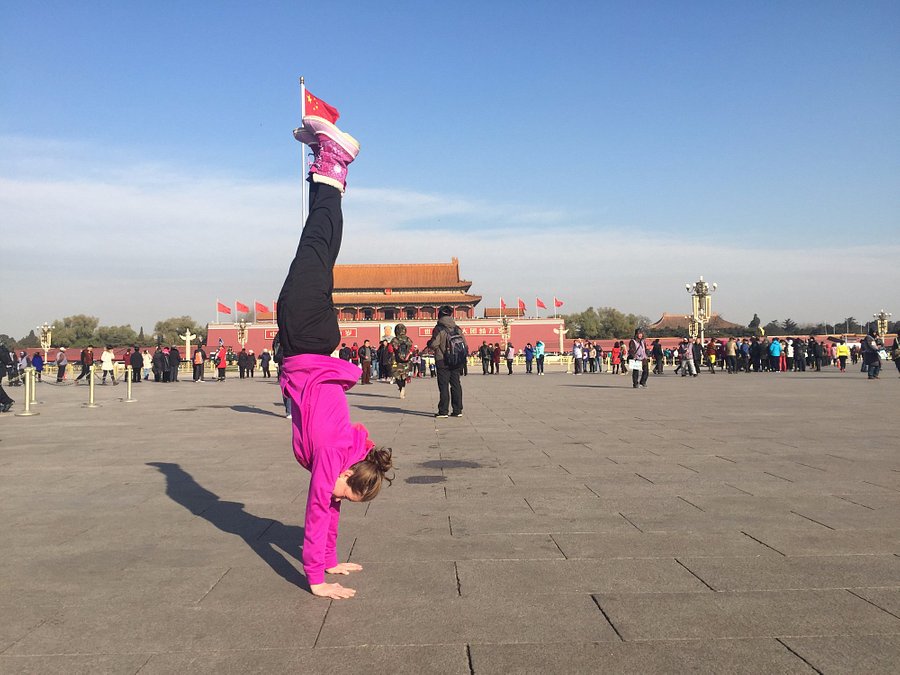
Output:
[444,328,468,369]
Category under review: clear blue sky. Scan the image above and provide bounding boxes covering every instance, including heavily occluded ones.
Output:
[2,1,898,337]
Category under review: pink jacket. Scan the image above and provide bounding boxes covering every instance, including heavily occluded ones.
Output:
[281,354,372,585]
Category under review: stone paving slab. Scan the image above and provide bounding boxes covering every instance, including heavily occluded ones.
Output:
[679,555,900,591]
[469,639,812,674]
[457,559,711,595]
[780,635,900,674]
[596,589,900,640]
[2,368,899,671]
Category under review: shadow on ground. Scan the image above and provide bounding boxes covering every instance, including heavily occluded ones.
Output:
[146,462,308,589]
[353,404,435,417]
[230,404,285,417]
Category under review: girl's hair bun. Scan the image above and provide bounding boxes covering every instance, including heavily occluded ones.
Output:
[368,447,394,478]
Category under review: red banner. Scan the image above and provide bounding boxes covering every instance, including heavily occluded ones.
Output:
[236,301,250,313]
[536,297,547,309]
[217,302,232,314]
[255,301,269,313]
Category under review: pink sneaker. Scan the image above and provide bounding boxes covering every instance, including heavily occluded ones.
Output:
[302,116,360,159]
[302,116,360,191]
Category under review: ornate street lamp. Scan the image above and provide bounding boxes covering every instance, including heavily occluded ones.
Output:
[236,318,248,350]
[685,276,717,345]
[873,309,892,337]
[38,322,52,364]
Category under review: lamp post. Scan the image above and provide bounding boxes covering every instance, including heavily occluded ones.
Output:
[38,322,52,365]
[685,276,717,345]
[686,315,698,341]
[179,329,198,363]
[873,309,892,337]
[236,318,249,350]
[553,327,569,373]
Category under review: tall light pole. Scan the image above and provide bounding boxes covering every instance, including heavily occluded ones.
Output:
[873,309,892,336]
[38,322,52,365]
[685,276,717,345]
[236,318,249,350]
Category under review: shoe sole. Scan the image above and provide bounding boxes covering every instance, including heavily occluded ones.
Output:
[302,116,360,158]
[292,126,319,146]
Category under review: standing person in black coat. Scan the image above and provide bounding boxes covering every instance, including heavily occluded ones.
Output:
[428,306,468,418]
[152,347,166,382]
[169,346,180,382]
[237,348,249,378]
[259,349,272,378]
[192,344,207,382]
[129,346,142,382]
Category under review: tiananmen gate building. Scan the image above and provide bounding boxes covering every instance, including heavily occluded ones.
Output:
[206,258,566,355]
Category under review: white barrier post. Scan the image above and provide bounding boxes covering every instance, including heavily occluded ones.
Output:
[124,366,136,403]
[15,367,39,417]
[86,364,99,408]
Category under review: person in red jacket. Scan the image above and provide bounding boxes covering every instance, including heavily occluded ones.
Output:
[215,345,227,381]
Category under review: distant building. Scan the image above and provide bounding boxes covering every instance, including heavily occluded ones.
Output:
[331,258,482,321]
[648,312,744,332]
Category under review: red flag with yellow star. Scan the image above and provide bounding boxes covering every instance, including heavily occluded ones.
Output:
[304,90,340,123]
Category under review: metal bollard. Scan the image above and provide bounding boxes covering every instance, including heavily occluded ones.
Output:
[15,367,39,417]
[30,367,37,404]
[86,364,99,408]
[124,366,136,403]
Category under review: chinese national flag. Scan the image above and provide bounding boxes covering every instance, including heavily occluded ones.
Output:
[236,301,250,313]
[255,301,269,313]
[536,297,547,309]
[554,297,564,308]
[304,90,340,123]
[517,298,526,311]
[217,302,232,315]
[500,297,506,310]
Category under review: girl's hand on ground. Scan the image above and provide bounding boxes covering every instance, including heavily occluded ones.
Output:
[310,582,356,600]
[325,562,363,575]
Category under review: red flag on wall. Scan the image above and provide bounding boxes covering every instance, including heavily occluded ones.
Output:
[217,302,232,314]
[500,297,506,310]
[517,298,526,311]
[554,297,564,308]
[304,90,340,123]
[236,301,250,313]
[255,301,270,313]
[536,297,547,309]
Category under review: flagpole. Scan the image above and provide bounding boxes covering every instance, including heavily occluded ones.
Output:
[299,76,307,229]
[216,298,219,324]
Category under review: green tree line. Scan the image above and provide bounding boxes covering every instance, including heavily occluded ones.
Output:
[0,315,207,349]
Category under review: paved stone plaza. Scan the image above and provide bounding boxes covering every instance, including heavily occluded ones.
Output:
[1,366,899,673]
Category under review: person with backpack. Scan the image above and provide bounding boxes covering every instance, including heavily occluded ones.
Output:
[428,306,468,418]
[390,324,414,399]
[192,344,207,382]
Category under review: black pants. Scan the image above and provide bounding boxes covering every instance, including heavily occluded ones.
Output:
[506,359,513,374]
[436,366,462,415]
[262,364,270,377]
[0,384,12,406]
[277,182,343,357]
[536,355,544,374]
[193,364,204,380]
[482,358,490,374]
[631,360,649,387]
[75,364,91,381]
